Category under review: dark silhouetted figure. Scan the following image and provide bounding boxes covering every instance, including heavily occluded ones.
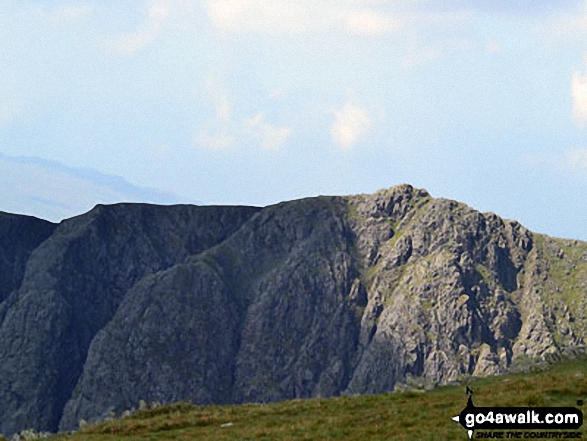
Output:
[465,386,474,408]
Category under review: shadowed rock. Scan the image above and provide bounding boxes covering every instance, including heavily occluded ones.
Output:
[0,186,585,436]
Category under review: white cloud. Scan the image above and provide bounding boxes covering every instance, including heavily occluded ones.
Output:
[111,0,170,54]
[565,148,587,170]
[196,74,293,151]
[331,101,372,151]
[104,0,469,58]
[523,148,587,175]
[204,75,232,120]
[204,0,404,36]
[572,61,587,128]
[540,2,587,44]
[196,76,237,150]
[244,113,293,151]
[205,0,309,34]
[343,8,404,36]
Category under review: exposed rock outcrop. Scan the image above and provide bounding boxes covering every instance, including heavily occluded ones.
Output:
[0,212,55,304]
[0,204,259,435]
[0,186,585,436]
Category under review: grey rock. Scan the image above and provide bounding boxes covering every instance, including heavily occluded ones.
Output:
[0,186,586,436]
[0,212,55,305]
[0,204,259,435]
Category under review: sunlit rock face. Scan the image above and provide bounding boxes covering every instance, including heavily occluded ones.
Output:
[0,186,585,436]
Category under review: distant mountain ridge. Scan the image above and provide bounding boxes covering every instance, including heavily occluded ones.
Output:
[0,153,183,222]
[0,185,585,436]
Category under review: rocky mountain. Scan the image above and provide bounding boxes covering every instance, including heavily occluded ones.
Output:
[0,185,585,436]
[0,212,56,304]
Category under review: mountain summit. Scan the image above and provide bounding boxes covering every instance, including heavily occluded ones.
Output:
[0,185,585,435]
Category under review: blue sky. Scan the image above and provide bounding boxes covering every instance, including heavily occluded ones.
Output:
[1,1,587,240]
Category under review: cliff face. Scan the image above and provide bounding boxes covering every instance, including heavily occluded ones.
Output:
[0,204,260,435]
[0,187,585,435]
[0,212,56,304]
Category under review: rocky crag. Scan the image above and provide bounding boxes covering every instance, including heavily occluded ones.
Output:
[0,185,585,436]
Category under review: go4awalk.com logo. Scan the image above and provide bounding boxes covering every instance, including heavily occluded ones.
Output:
[451,387,583,439]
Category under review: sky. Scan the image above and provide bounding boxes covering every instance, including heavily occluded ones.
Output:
[1,1,587,240]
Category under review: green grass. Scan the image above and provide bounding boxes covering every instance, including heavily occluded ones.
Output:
[475,264,491,284]
[533,234,587,344]
[47,357,586,441]
[346,204,365,222]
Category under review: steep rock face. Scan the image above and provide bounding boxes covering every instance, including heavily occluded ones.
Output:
[345,191,533,392]
[0,186,586,436]
[0,212,55,304]
[61,197,361,428]
[58,188,587,430]
[0,204,259,435]
[60,261,242,429]
[344,188,585,391]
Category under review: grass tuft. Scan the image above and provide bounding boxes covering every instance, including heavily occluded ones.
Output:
[47,357,586,441]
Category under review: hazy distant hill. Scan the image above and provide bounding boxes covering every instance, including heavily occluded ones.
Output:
[0,153,182,222]
[0,185,585,436]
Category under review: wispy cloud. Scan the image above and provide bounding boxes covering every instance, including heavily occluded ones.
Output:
[206,75,232,121]
[539,1,587,43]
[245,113,292,151]
[206,2,472,69]
[110,0,170,54]
[205,0,309,34]
[331,100,372,151]
[341,8,405,36]
[103,0,472,64]
[195,75,237,150]
[523,147,587,175]
[196,75,292,151]
[565,147,587,170]
[572,60,587,127]
[204,0,405,36]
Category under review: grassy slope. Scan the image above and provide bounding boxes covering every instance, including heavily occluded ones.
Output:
[42,358,586,441]
[534,234,587,345]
